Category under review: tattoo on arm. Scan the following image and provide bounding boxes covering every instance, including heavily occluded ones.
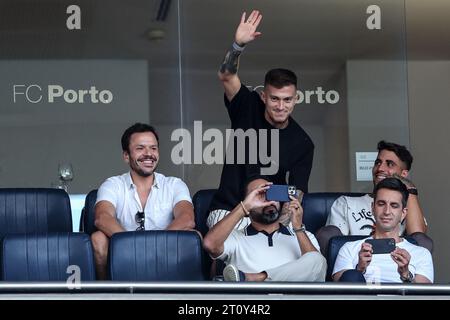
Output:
[393,173,416,189]
[219,48,242,74]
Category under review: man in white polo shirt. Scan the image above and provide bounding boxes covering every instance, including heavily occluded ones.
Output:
[203,177,326,282]
[91,123,195,279]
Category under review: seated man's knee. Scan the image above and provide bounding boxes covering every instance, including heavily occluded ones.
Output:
[409,232,434,253]
[316,225,343,255]
[305,251,326,264]
[339,270,366,283]
[302,251,327,280]
[91,231,109,256]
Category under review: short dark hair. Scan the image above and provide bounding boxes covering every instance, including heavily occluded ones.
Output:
[121,123,159,153]
[377,140,413,170]
[244,174,286,196]
[264,68,297,89]
[373,177,409,208]
[244,175,270,196]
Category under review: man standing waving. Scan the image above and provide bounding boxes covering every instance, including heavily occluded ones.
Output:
[208,10,315,230]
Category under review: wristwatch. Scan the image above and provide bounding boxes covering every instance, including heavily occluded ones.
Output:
[400,271,414,283]
[408,188,418,196]
[293,224,306,233]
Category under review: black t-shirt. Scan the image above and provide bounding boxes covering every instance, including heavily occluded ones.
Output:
[209,84,314,211]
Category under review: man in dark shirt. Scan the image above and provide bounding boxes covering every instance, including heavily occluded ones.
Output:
[208,10,314,230]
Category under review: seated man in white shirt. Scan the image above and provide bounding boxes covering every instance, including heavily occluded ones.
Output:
[317,141,432,256]
[91,123,195,280]
[332,177,433,283]
[203,177,326,282]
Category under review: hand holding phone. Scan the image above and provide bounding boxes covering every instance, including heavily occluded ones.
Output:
[266,185,297,202]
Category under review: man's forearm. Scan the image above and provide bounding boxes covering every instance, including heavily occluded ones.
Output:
[219,42,245,75]
[295,230,318,254]
[406,195,427,233]
[95,214,125,237]
[203,204,247,256]
[208,205,245,242]
[166,211,195,230]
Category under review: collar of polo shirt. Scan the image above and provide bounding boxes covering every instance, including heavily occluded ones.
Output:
[125,171,160,190]
[246,223,291,236]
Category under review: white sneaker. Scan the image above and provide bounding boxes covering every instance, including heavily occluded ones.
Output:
[223,264,245,282]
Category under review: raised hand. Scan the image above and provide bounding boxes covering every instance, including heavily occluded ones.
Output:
[235,10,263,46]
[391,247,411,278]
[288,195,304,228]
[242,183,276,213]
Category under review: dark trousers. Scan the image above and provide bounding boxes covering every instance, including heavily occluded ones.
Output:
[339,270,366,283]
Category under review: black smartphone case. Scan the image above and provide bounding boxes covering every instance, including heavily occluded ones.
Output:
[365,238,396,254]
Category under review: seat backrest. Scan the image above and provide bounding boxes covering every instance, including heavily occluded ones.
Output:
[109,230,207,281]
[80,189,98,235]
[2,232,96,281]
[326,235,367,280]
[302,192,366,234]
[0,188,72,238]
[192,189,217,237]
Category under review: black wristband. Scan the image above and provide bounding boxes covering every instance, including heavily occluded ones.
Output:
[408,188,418,196]
[400,271,414,283]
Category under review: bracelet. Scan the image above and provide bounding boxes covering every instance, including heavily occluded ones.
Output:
[408,188,418,196]
[240,201,250,217]
[232,41,246,52]
[293,224,306,233]
[400,271,414,283]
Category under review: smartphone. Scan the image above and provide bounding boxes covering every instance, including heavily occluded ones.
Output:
[365,238,396,254]
[266,185,297,202]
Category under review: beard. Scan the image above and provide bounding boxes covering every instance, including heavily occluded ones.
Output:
[250,205,280,225]
[129,155,158,177]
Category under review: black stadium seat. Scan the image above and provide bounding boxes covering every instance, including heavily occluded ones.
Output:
[0,188,73,238]
[2,232,96,281]
[79,189,98,235]
[109,230,207,281]
[192,189,216,237]
[326,235,367,280]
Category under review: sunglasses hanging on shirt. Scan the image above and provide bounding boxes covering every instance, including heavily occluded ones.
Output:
[135,211,145,231]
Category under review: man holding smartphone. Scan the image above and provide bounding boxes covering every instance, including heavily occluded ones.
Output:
[332,178,433,283]
[317,141,432,255]
[207,9,314,231]
[203,177,326,282]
